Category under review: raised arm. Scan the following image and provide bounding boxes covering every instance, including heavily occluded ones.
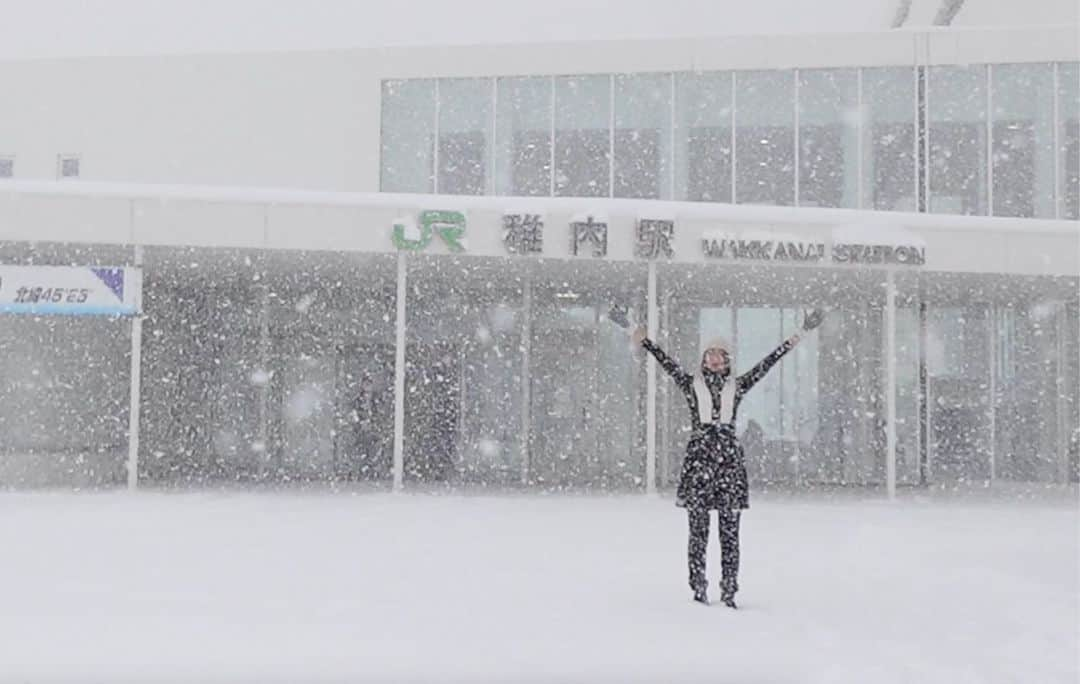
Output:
[633,327,692,388]
[737,336,799,392]
[738,309,826,392]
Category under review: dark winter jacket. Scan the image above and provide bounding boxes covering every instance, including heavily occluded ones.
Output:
[643,337,796,510]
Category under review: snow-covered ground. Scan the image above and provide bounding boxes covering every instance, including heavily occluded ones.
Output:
[0,490,1075,683]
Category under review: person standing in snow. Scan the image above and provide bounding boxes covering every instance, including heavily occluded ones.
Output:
[631,309,825,607]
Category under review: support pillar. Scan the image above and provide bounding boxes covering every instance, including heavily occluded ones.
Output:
[918,300,929,486]
[646,262,658,495]
[126,245,145,491]
[885,270,897,499]
[392,252,407,491]
[988,305,997,482]
[520,275,533,486]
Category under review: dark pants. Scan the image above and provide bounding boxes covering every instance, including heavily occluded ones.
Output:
[687,506,741,597]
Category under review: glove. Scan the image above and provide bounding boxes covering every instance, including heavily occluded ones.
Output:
[802,308,825,331]
[608,303,631,329]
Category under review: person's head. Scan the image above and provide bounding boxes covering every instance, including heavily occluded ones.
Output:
[701,337,732,376]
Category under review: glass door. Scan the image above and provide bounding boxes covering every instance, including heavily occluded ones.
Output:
[335,344,395,482]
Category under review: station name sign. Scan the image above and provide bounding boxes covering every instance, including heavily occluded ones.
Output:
[388,209,925,267]
[702,234,925,266]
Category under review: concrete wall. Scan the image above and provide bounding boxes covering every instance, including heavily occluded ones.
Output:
[0,51,381,190]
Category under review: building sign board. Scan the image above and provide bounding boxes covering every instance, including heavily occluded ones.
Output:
[390,210,925,267]
[0,266,141,315]
[393,210,468,252]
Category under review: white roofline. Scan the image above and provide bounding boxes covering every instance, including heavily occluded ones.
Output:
[3,180,1076,235]
[0,23,1073,65]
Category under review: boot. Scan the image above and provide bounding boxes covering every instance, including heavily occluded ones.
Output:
[692,587,709,605]
[720,579,738,609]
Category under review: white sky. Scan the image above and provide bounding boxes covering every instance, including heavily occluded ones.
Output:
[0,0,1074,60]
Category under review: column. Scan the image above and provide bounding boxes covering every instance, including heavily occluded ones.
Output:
[885,269,897,499]
[521,275,533,486]
[646,261,658,495]
[987,305,997,482]
[126,245,145,491]
[393,252,407,491]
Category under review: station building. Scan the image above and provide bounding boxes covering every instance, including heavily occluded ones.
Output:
[0,19,1076,492]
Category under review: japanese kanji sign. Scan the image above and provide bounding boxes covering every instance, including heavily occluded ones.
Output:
[503,213,544,255]
[570,215,608,257]
[636,219,675,259]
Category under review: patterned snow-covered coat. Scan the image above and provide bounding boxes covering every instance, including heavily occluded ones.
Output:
[643,338,795,511]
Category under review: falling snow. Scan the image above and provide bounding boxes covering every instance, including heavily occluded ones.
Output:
[0,3,1076,682]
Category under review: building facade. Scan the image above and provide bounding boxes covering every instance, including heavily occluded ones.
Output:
[0,25,1076,492]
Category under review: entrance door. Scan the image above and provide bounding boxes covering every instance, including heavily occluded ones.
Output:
[280,354,337,477]
[335,344,395,481]
[926,306,992,482]
[529,323,598,487]
[692,303,886,487]
[277,345,395,482]
[525,302,643,489]
[813,304,886,485]
[404,341,461,483]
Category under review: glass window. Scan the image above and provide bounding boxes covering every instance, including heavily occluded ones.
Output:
[405,258,526,486]
[991,64,1055,218]
[735,71,795,206]
[735,308,784,437]
[927,307,992,481]
[781,308,818,444]
[699,308,734,343]
[928,65,989,215]
[495,76,552,196]
[529,269,647,490]
[1058,62,1079,220]
[996,302,1076,482]
[814,306,887,485]
[554,75,611,197]
[437,78,493,196]
[894,306,921,485]
[0,317,129,484]
[674,72,733,203]
[58,155,80,179]
[380,79,435,193]
[613,73,672,199]
[862,67,917,211]
[798,68,859,208]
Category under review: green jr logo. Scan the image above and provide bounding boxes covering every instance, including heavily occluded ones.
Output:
[392,210,467,252]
